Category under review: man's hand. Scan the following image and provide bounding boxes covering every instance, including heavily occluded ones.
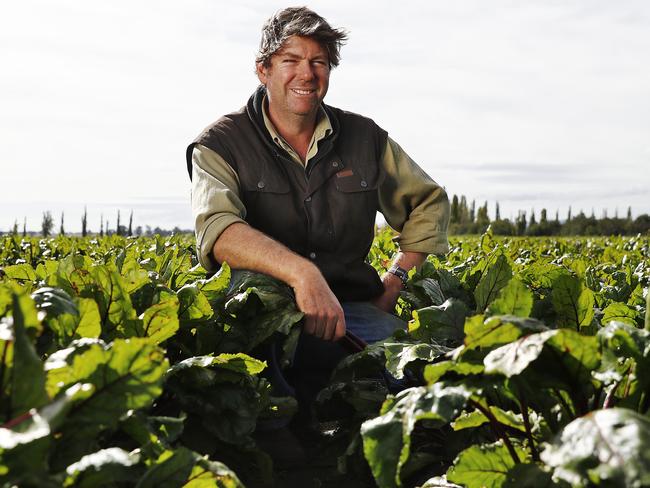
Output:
[290,265,346,341]
[372,251,429,313]
[371,272,403,313]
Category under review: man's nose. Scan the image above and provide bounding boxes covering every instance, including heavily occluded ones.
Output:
[297,61,315,80]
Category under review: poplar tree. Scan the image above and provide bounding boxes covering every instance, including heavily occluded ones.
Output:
[81,206,88,237]
[41,211,53,237]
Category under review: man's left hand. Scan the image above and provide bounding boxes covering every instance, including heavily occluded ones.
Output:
[371,272,403,313]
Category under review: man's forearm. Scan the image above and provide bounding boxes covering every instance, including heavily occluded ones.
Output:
[213,222,314,288]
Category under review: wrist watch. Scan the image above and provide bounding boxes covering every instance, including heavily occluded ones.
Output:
[387,264,409,287]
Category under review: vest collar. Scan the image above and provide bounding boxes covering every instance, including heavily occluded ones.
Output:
[245,85,339,161]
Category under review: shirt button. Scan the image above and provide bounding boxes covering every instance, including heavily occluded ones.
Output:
[305,196,312,202]
[360,180,368,188]
[257,181,265,189]
[309,252,316,259]
[332,161,339,167]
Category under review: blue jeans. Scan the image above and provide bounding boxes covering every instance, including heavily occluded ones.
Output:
[342,301,407,344]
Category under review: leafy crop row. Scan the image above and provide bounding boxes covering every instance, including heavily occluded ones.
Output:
[1,230,649,487]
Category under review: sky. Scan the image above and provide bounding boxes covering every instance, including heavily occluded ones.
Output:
[1,0,649,233]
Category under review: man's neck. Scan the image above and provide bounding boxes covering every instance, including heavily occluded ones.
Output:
[267,104,317,163]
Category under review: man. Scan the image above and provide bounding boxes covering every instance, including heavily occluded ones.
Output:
[187,7,449,369]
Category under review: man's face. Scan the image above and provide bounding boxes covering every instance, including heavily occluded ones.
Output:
[256,35,330,122]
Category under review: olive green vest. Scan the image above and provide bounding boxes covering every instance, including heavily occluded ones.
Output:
[186,86,388,301]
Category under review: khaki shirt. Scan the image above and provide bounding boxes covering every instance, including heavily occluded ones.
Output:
[191,104,450,270]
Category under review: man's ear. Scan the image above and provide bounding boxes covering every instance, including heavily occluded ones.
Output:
[256,62,267,85]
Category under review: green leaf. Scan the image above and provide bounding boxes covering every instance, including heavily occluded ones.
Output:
[221,271,304,351]
[211,353,267,375]
[418,476,462,488]
[63,447,142,488]
[136,447,244,488]
[90,265,139,339]
[423,360,485,385]
[384,341,451,379]
[602,302,639,327]
[361,383,472,487]
[1,263,37,283]
[195,263,231,303]
[165,354,270,447]
[551,274,595,329]
[409,298,469,346]
[485,328,599,392]
[464,315,548,351]
[520,263,569,289]
[9,294,48,419]
[49,338,168,469]
[0,383,94,484]
[598,322,650,393]
[141,295,179,345]
[474,252,512,312]
[484,330,558,377]
[452,406,525,433]
[0,284,12,317]
[167,353,266,377]
[541,408,650,488]
[487,279,533,318]
[177,283,214,321]
[53,254,95,297]
[446,442,529,488]
[75,298,101,339]
[412,278,446,306]
[120,257,151,295]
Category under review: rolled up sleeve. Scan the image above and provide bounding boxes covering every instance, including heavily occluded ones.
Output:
[378,137,450,255]
[191,144,247,271]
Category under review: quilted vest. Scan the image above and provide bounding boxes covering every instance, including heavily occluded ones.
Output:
[186,86,388,301]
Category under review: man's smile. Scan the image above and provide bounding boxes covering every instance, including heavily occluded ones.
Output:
[290,88,316,95]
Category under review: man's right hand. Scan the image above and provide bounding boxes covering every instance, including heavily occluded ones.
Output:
[290,265,346,342]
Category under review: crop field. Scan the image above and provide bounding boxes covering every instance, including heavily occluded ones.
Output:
[0,229,649,487]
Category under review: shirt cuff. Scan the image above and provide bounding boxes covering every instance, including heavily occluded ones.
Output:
[197,214,247,271]
[395,232,450,255]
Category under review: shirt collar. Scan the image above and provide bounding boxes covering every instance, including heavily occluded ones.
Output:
[261,95,333,153]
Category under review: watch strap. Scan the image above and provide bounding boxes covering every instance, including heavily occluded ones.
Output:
[387,264,409,287]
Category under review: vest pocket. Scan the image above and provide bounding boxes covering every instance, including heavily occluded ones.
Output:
[240,176,291,194]
[334,168,378,193]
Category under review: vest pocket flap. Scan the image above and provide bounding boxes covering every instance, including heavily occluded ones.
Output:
[241,176,290,194]
[334,167,377,193]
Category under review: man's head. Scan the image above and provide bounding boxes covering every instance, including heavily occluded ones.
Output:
[256,7,348,69]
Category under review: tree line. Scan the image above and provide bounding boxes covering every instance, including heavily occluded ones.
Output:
[449,195,650,236]
[3,209,188,238]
